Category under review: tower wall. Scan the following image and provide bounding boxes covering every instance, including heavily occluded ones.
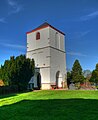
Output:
[26,23,67,89]
[27,27,49,51]
[50,47,66,85]
[49,27,65,51]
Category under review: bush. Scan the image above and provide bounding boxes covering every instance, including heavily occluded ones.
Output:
[0,85,18,95]
[75,83,81,89]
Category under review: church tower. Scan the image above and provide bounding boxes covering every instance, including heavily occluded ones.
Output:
[26,22,67,89]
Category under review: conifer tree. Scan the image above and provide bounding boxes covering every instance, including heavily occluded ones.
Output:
[90,64,98,85]
[71,59,84,84]
[0,55,35,91]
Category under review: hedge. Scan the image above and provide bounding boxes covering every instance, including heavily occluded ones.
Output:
[0,85,18,95]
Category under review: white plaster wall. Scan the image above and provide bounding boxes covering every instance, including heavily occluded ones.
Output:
[41,84,51,89]
[27,27,50,52]
[27,47,51,89]
[40,67,51,89]
[50,47,66,85]
[49,27,65,51]
[49,27,66,86]
[27,47,50,68]
[40,67,50,83]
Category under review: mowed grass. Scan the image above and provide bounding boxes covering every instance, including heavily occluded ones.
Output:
[1,90,98,120]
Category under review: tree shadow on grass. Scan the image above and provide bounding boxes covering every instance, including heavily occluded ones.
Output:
[0,93,18,99]
[0,91,29,99]
[1,98,98,120]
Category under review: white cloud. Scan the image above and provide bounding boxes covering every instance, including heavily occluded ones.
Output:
[80,10,98,21]
[7,0,23,14]
[0,0,23,24]
[8,0,17,6]
[1,43,26,50]
[67,51,98,58]
[79,30,91,37]
[67,52,87,57]
[0,17,6,23]
[69,30,91,40]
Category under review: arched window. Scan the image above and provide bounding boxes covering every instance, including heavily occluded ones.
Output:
[36,32,40,40]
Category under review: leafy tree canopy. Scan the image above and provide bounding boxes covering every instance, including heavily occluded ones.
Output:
[0,55,35,91]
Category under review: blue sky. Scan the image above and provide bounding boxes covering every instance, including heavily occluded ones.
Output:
[0,0,98,71]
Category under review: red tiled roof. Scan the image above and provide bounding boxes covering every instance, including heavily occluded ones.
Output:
[26,22,65,35]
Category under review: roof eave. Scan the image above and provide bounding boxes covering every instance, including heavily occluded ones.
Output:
[26,23,65,35]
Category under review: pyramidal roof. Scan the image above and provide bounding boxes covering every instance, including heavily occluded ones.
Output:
[36,22,49,28]
[26,22,65,35]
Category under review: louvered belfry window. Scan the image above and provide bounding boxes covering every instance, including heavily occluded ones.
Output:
[36,32,40,40]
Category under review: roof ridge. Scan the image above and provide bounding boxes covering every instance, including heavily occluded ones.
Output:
[26,22,65,35]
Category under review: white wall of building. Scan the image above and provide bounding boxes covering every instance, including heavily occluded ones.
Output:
[50,47,66,84]
[49,27,66,87]
[27,47,50,68]
[27,27,50,51]
[26,24,66,89]
[49,27,65,51]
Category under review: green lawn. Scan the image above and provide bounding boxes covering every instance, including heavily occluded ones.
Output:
[1,90,98,120]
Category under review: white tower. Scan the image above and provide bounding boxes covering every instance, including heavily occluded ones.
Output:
[26,22,67,89]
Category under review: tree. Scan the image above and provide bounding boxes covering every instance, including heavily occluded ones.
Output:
[0,55,35,91]
[67,71,72,88]
[71,59,84,84]
[90,64,98,85]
